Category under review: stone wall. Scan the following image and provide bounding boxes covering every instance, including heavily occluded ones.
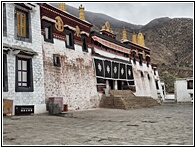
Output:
[3,4,46,114]
[43,38,101,110]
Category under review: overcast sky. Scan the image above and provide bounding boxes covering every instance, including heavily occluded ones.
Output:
[66,2,194,25]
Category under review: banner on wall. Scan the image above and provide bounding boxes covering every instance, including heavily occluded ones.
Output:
[127,65,134,80]
[104,60,112,78]
[119,63,126,80]
[112,62,119,79]
[94,58,104,77]
[94,58,134,81]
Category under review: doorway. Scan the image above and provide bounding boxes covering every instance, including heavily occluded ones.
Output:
[108,80,114,90]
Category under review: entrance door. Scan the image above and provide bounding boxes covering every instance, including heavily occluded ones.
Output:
[117,80,122,90]
[109,80,114,90]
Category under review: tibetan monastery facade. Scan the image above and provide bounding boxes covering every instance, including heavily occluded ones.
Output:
[91,23,164,101]
[39,3,100,110]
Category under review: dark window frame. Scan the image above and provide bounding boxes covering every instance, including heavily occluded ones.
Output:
[65,28,74,49]
[3,3,7,36]
[15,56,33,92]
[44,21,53,43]
[146,56,150,67]
[139,54,143,66]
[141,71,144,77]
[187,80,193,89]
[81,34,88,52]
[154,69,156,75]
[147,74,150,80]
[53,54,61,67]
[132,52,136,64]
[155,80,159,90]
[14,5,32,43]
[3,52,8,92]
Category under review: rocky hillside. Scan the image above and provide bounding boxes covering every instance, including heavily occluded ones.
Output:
[52,4,193,93]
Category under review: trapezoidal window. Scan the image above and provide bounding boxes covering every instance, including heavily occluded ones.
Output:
[15,5,31,42]
[17,11,27,37]
[16,56,33,92]
[65,28,74,49]
[187,80,193,89]
[132,51,136,64]
[53,54,61,67]
[3,3,7,36]
[44,21,53,43]
[81,35,88,52]
[3,52,8,92]
[139,54,143,66]
[155,80,159,90]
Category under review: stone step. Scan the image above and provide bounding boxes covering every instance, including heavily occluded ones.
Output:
[162,99,176,104]
[100,90,160,109]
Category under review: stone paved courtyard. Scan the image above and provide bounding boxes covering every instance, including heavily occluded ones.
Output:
[3,104,193,146]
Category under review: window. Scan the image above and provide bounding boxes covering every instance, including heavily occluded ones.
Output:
[146,56,150,67]
[155,80,159,90]
[15,6,31,42]
[187,80,193,89]
[139,54,143,66]
[154,69,156,75]
[81,35,88,52]
[44,21,53,43]
[141,71,144,77]
[16,56,33,92]
[3,3,7,36]
[65,29,74,49]
[147,74,150,80]
[3,53,8,92]
[53,54,61,67]
[147,62,149,67]
[132,52,136,64]
[17,10,27,37]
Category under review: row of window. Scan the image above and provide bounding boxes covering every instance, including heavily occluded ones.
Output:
[3,5,88,52]
[44,21,88,52]
[132,52,150,67]
[140,72,151,80]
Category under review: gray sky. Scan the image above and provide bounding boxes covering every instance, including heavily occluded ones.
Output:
[66,2,194,25]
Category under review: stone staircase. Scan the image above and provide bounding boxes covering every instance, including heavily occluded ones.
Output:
[162,99,177,105]
[99,90,160,109]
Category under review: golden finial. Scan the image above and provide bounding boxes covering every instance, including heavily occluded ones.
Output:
[122,27,127,40]
[132,32,137,43]
[58,3,66,11]
[101,21,113,33]
[79,4,85,20]
[137,32,145,46]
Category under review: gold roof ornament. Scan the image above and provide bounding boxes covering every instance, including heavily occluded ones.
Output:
[101,21,113,33]
[58,3,66,11]
[137,32,145,46]
[122,27,127,41]
[75,26,81,37]
[55,16,64,32]
[79,4,85,20]
[132,33,137,43]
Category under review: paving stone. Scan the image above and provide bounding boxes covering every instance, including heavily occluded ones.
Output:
[3,104,193,145]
